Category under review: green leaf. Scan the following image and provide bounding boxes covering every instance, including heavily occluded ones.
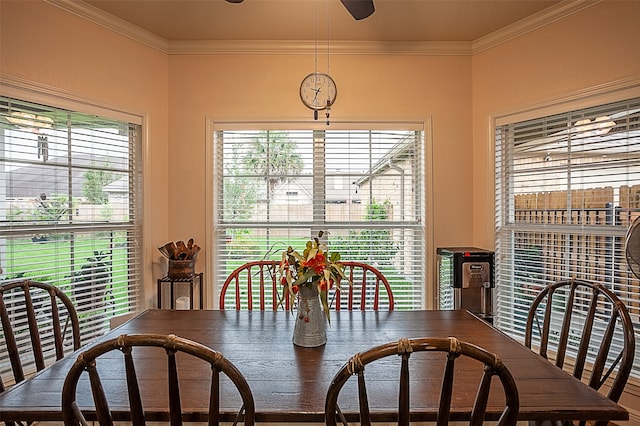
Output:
[319,289,331,323]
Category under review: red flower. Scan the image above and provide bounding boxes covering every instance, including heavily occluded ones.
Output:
[303,253,326,275]
[319,279,327,291]
[274,231,347,323]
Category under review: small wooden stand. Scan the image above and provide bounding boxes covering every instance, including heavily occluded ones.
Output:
[157,272,204,309]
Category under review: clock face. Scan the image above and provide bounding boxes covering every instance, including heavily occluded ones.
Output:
[300,73,337,111]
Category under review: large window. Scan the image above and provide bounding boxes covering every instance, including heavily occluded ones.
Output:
[494,97,640,377]
[213,127,425,310]
[0,96,143,378]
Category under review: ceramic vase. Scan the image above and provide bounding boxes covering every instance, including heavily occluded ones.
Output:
[292,284,327,347]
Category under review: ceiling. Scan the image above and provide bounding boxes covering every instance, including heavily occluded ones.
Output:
[82,0,564,43]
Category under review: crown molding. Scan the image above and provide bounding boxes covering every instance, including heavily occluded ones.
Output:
[47,0,599,56]
[44,0,169,53]
[472,0,603,54]
[493,74,640,125]
[0,75,144,123]
[167,40,472,56]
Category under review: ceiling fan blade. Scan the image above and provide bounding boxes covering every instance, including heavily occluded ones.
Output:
[339,0,375,20]
[225,0,244,3]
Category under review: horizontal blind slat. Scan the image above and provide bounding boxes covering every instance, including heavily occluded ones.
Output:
[495,96,640,379]
[214,128,425,311]
[0,96,143,381]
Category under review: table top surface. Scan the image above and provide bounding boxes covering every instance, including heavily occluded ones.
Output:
[0,309,628,423]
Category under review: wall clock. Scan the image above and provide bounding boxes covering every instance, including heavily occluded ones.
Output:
[299,72,337,111]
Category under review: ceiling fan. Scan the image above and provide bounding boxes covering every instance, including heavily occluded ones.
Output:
[225,0,375,20]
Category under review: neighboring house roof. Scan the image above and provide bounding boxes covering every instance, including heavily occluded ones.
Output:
[355,137,416,187]
[267,178,312,205]
[267,174,360,204]
[6,163,86,199]
[5,154,127,199]
[103,175,128,194]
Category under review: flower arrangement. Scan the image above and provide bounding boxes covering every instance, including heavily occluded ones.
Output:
[277,231,346,322]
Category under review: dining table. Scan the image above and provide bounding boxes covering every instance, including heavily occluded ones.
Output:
[0,309,629,423]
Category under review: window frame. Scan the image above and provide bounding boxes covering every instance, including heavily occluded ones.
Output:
[0,87,145,383]
[493,93,640,380]
[207,121,428,311]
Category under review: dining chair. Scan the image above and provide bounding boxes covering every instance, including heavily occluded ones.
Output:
[220,260,394,312]
[525,278,636,426]
[0,279,81,392]
[61,333,256,426]
[325,336,519,426]
[332,261,394,311]
[0,279,81,426]
[219,260,291,311]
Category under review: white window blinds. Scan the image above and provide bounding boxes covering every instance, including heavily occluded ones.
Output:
[494,97,640,377]
[213,127,425,310]
[0,96,143,380]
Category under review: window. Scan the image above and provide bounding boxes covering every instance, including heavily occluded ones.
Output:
[494,97,640,377]
[0,96,143,379]
[213,127,425,310]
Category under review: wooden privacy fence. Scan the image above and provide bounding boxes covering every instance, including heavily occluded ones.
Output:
[515,185,640,226]
[512,185,640,318]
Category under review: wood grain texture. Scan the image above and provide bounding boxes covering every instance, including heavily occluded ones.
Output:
[0,309,628,423]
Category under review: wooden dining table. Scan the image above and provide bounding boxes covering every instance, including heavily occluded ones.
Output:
[0,309,629,423]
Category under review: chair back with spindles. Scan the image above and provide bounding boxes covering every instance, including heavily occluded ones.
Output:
[219,260,290,311]
[332,261,394,311]
[525,278,635,426]
[62,333,255,426]
[325,336,519,426]
[0,280,81,391]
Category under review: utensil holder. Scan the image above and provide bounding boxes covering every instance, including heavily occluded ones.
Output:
[168,259,195,279]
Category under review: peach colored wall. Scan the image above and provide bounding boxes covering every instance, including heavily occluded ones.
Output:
[472,0,640,248]
[0,0,170,305]
[3,1,639,308]
[168,53,471,307]
[3,0,640,416]
[472,2,640,420]
[168,53,472,268]
[169,54,472,309]
[1,1,475,309]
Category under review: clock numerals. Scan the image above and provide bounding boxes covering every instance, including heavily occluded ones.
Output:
[300,73,337,111]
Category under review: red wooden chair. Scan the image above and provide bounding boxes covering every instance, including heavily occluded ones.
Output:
[219,260,290,311]
[333,261,394,311]
[220,260,394,312]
